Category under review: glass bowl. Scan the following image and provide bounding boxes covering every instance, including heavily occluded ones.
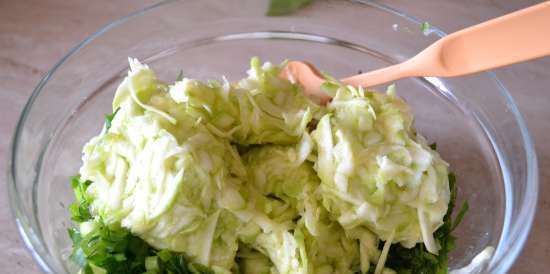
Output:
[7,0,538,273]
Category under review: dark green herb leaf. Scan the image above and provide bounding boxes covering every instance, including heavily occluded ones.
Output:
[383,173,467,274]
[69,175,93,222]
[176,70,184,82]
[447,173,457,221]
[104,107,120,131]
[266,0,313,16]
[188,262,215,274]
[421,22,431,33]
[451,201,469,232]
[429,142,437,150]
[68,174,214,274]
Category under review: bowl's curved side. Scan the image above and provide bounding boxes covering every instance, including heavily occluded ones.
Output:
[485,75,538,274]
[6,2,175,274]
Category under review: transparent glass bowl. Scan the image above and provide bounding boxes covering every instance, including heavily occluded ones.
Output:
[7,0,538,273]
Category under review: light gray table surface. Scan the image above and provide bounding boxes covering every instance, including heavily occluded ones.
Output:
[1,0,548,273]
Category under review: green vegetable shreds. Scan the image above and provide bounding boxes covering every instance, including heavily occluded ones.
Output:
[68,57,466,274]
[168,57,324,145]
[312,82,450,254]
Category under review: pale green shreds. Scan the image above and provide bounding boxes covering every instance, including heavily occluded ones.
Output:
[70,57,460,274]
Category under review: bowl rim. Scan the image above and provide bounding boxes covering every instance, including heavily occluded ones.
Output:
[7,0,538,273]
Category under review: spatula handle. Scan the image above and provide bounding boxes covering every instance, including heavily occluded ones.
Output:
[342,2,550,87]
[425,1,550,77]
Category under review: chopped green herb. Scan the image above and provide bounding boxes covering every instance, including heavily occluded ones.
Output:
[266,0,313,16]
[175,70,184,82]
[68,175,93,222]
[68,176,214,274]
[451,201,469,232]
[421,22,431,34]
[383,173,468,274]
[429,142,437,150]
[104,108,120,131]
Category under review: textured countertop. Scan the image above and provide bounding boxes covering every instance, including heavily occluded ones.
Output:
[1,0,548,273]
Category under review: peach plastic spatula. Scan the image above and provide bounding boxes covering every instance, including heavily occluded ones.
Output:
[281,1,550,103]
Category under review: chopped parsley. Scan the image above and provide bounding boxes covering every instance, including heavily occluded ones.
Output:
[266,0,313,16]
